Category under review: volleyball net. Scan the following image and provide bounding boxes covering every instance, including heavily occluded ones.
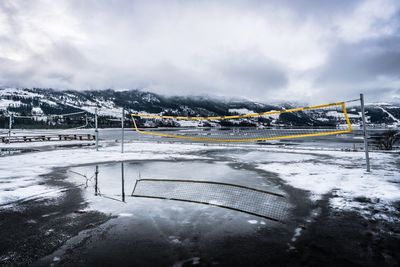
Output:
[130,101,353,142]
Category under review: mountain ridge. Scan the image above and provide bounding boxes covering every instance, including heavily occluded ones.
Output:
[0,88,399,128]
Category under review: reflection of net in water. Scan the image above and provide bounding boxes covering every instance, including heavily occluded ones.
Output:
[131,179,289,222]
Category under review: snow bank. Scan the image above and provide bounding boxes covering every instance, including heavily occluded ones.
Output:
[253,148,400,217]
[257,161,398,201]
[210,145,399,218]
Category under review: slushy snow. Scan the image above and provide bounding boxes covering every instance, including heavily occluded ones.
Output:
[0,140,399,221]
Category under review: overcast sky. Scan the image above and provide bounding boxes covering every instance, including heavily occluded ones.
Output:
[0,0,399,103]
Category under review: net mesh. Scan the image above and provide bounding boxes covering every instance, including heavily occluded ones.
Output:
[131,102,353,142]
[132,179,289,222]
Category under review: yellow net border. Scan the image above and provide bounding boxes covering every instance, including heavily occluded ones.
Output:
[130,101,353,142]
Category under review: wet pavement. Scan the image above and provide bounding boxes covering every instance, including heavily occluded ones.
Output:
[0,148,399,266]
[33,158,301,267]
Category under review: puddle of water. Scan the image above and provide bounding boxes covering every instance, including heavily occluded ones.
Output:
[67,161,286,225]
[35,160,296,266]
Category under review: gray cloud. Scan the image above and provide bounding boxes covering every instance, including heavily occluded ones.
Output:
[216,52,288,95]
[318,37,400,82]
[315,35,400,102]
[0,0,399,103]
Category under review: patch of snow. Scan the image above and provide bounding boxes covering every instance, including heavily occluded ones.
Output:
[0,99,22,110]
[40,99,58,106]
[31,107,44,115]
[326,110,359,118]
[224,150,317,164]
[142,94,159,103]
[0,88,58,107]
[255,149,400,214]
[229,108,255,115]
[177,120,200,127]
[173,257,200,267]
[291,227,303,242]
[376,106,400,123]
[118,213,133,217]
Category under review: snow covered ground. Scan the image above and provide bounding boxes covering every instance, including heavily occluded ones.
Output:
[0,142,222,206]
[0,140,399,222]
[253,149,399,220]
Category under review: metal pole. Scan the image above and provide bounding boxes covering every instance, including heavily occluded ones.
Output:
[95,165,99,196]
[121,107,124,153]
[95,108,99,151]
[8,114,12,144]
[360,93,370,172]
[121,162,125,202]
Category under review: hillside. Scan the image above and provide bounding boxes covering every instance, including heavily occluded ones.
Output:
[0,88,399,128]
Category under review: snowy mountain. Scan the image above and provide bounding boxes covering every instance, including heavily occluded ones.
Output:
[0,88,399,128]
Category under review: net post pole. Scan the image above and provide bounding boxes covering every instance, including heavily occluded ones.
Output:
[121,107,124,154]
[360,93,370,172]
[95,108,99,151]
[8,114,12,144]
[94,165,99,196]
[121,162,125,202]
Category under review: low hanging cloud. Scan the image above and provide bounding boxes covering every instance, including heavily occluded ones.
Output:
[0,0,399,103]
